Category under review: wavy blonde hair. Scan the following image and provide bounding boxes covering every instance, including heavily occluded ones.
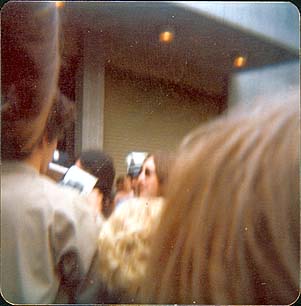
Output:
[140,95,300,304]
[97,197,164,301]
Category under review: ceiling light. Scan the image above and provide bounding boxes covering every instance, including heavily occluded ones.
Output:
[159,31,174,43]
[233,56,247,68]
[55,1,64,8]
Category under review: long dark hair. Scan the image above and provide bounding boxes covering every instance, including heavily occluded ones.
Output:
[78,150,116,217]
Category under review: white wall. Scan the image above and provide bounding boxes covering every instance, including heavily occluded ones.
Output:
[228,60,299,109]
[103,68,224,176]
[179,2,299,50]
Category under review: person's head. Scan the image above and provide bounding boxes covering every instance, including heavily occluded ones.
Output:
[127,164,142,196]
[97,196,165,301]
[39,93,75,174]
[130,176,139,196]
[3,89,74,176]
[1,2,61,161]
[137,151,173,198]
[76,150,115,217]
[141,96,299,304]
[115,175,132,192]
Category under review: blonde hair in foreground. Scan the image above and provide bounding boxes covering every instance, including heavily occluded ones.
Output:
[140,96,300,304]
[98,197,164,301]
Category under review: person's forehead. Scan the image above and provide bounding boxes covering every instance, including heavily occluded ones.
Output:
[143,156,155,168]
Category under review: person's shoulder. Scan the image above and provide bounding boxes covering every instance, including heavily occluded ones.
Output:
[40,175,100,233]
[40,174,80,198]
[113,191,124,203]
[38,174,95,214]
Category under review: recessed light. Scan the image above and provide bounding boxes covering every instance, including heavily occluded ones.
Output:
[233,56,247,68]
[159,31,174,43]
[55,1,64,8]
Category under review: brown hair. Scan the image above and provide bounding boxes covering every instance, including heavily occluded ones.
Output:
[140,95,299,304]
[2,92,75,161]
[44,93,75,144]
[143,151,175,196]
[1,2,60,160]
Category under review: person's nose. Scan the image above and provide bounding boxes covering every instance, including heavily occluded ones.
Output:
[138,170,147,185]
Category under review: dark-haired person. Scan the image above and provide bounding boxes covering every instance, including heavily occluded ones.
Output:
[1,2,103,304]
[75,150,116,219]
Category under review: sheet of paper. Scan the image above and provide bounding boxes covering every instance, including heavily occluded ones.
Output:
[59,165,98,195]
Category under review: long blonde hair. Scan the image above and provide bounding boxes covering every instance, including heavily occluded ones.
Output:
[140,95,299,304]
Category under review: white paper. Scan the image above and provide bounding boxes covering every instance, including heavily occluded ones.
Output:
[60,165,98,195]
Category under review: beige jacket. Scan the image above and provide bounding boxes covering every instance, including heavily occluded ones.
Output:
[1,161,103,304]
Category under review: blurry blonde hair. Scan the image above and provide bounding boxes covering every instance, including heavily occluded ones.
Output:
[97,197,164,301]
[140,94,299,304]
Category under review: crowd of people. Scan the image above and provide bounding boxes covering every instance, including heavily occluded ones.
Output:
[1,2,299,305]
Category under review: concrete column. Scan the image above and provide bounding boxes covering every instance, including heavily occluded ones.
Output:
[78,29,105,152]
